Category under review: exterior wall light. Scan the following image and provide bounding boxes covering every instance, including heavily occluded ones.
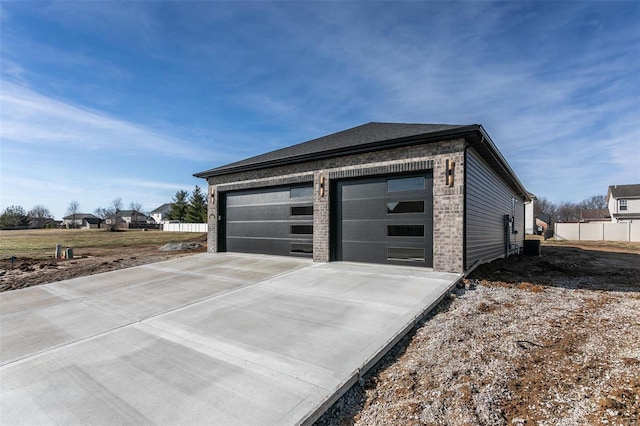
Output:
[445,160,455,186]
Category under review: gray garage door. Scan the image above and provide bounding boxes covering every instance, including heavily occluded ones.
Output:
[221,185,314,257]
[333,173,433,267]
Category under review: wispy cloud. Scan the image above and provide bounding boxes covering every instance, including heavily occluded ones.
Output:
[110,178,192,192]
[0,81,204,160]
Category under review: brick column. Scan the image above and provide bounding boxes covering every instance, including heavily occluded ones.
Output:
[313,171,330,262]
[207,181,218,253]
[432,152,465,273]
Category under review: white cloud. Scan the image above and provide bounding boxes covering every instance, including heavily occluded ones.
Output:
[0,81,203,160]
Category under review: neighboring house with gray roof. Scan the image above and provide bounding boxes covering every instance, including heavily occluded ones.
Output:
[580,208,611,223]
[607,184,640,223]
[150,203,173,224]
[105,210,148,228]
[62,213,99,229]
[195,122,530,274]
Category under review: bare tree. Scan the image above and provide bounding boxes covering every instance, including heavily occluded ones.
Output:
[66,201,80,229]
[580,195,607,210]
[94,207,112,221]
[555,201,581,223]
[534,196,555,216]
[130,202,143,225]
[28,205,53,228]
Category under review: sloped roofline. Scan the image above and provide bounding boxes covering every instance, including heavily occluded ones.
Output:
[195,122,530,201]
[607,184,640,201]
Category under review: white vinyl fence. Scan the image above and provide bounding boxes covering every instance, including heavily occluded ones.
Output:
[554,222,640,242]
[163,223,208,233]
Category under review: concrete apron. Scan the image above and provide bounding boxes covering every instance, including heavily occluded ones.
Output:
[0,253,461,425]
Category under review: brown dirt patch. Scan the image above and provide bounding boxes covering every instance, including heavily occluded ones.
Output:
[316,245,640,425]
[0,235,207,292]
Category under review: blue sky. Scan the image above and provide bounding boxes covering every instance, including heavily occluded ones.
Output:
[1,1,638,219]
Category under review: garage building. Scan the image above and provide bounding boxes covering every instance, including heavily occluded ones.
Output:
[195,122,529,273]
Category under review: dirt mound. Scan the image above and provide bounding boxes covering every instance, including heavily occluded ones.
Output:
[159,242,203,251]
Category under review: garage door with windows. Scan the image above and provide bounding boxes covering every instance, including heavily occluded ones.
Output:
[220,185,314,257]
[332,173,433,267]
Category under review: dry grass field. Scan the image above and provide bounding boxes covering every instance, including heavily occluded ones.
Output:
[0,228,199,258]
[0,229,206,292]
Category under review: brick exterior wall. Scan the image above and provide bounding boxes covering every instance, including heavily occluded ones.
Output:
[205,138,467,273]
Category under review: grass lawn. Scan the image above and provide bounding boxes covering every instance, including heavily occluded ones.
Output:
[0,229,202,259]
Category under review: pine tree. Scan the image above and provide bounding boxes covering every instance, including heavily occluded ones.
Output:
[186,185,207,223]
[0,205,30,229]
[168,190,189,222]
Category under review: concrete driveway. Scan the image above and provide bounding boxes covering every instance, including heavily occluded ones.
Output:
[1,253,460,425]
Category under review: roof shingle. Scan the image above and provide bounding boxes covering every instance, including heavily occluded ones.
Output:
[195,122,473,178]
[608,184,640,199]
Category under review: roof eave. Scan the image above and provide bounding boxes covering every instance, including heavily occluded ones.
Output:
[193,125,480,179]
[471,126,531,202]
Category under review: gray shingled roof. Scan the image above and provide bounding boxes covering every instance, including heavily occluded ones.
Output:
[62,213,98,220]
[194,121,530,200]
[195,122,473,178]
[608,184,640,199]
[120,210,147,218]
[150,203,172,214]
[580,208,610,220]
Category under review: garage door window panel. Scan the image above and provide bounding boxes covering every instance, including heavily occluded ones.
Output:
[290,243,313,254]
[387,201,424,214]
[387,225,425,237]
[290,187,313,198]
[291,225,313,235]
[387,177,425,192]
[227,204,291,222]
[291,206,313,216]
[387,247,425,262]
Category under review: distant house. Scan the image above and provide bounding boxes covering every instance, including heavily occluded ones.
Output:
[29,218,59,229]
[535,213,551,237]
[607,184,640,223]
[81,217,102,229]
[580,208,611,223]
[106,210,149,228]
[150,203,173,224]
[62,213,100,229]
[121,210,149,224]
